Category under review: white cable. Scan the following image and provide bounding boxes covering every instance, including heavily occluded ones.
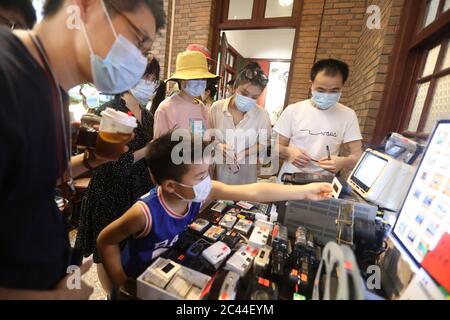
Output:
[312,242,365,300]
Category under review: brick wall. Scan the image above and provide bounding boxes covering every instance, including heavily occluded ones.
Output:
[349,0,404,141]
[153,0,405,142]
[151,0,215,80]
[168,0,214,77]
[288,0,366,105]
[151,0,170,78]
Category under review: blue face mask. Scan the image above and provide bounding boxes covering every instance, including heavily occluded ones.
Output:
[312,91,341,110]
[81,0,147,94]
[184,80,207,97]
[130,79,158,105]
[235,94,257,113]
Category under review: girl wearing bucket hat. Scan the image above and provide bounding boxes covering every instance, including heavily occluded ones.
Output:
[153,50,219,139]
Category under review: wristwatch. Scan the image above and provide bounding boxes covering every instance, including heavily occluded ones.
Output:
[83,149,97,171]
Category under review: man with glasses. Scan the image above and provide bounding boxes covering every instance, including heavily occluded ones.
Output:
[274,59,363,181]
[0,0,165,299]
[0,0,36,30]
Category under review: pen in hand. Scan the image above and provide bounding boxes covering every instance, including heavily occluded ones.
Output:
[326,145,331,160]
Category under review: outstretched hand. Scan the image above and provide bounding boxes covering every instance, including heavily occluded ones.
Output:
[303,182,333,201]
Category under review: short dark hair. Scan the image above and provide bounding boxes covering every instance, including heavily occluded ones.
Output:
[0,0,37,28]
[235,62,268,90]
[43,0,166,31]
[310,59,349,83]
[145,132,209,185]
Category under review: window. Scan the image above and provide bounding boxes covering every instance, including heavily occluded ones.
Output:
[406,39,450,133]
[221,0,299,28]
[265,0,294,18]
[423,0,440,28]
[228,0,254,20]
[444,0,450,11]
[373,0,450,143]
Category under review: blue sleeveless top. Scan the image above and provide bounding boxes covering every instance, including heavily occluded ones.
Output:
[121,187,201,278]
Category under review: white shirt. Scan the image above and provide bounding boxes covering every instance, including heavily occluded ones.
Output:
[209,97,272,185]
[274,99,362,180]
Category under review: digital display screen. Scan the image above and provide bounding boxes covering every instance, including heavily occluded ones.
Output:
[352,152,389,190]
[394,122,450,264]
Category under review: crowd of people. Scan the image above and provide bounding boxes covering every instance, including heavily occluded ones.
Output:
[0,0,363,300]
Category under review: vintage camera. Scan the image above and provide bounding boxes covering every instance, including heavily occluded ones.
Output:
[225,245,258,277]
[143,259,181,289]
[190,218,210,233]
[219,271,240,300]
[186,239,210,258]
[204,270,240,301]
[254,245,272,276]
[211,201,229,214]
[221,229,242,249]
[172,230,198,252]
[294,226,315,257]
[249,226,270,249]
[234,218,253,235]
[271,223,289,252]
[271,249,286,280]
[219,213,238,229]
[202,241,231,269]
[203,225,226,242]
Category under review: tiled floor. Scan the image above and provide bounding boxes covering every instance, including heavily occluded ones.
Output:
[69,230,107,300]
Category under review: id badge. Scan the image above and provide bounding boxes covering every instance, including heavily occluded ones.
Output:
[189,118,205,137]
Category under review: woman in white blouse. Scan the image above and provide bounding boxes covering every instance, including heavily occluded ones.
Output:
[209,62,272,185]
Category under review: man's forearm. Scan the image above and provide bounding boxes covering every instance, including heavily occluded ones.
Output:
[277,143,291,161]
[342,151,362,170]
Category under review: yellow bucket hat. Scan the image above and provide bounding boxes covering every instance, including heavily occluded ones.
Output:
[168,51,219,81]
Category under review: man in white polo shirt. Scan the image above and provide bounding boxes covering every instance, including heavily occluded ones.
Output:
[274,59,363,181]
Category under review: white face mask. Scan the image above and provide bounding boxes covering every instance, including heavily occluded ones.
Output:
[184,80,207,97]
[80,0,147,94]
[174,175,212,203]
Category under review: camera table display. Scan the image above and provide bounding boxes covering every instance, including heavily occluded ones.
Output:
[122,200,324,300]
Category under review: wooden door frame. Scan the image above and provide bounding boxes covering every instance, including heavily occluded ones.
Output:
[210,0,304,109]
[372,0,450,144]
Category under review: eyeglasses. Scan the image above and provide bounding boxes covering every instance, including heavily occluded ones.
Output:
[106,0,154,56]
[243,69,269,87]
[0,15,24,30]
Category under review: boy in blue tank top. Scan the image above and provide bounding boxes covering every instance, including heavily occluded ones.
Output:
[98,132,332,288]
